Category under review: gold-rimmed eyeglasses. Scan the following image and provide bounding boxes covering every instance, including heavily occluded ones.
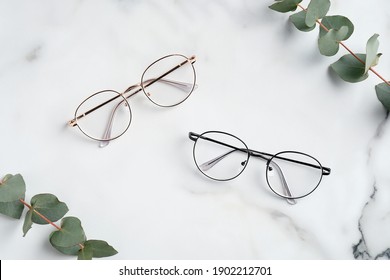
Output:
[68,54,197,147]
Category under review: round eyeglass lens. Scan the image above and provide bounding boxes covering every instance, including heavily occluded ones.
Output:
[74,90,132,141]
[266,151,323,199]
[141,54,196,107]
[193,132,249,181]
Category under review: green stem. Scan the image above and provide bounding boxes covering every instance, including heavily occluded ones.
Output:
[19,199,62,230]
[19,198,85,249]
[297,4,390,87]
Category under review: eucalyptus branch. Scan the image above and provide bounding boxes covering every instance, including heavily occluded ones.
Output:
[0,173,116,260]
[19,198,62,230]
[269,0,390,110]
[297,3,390,86]
[19,198,86,250]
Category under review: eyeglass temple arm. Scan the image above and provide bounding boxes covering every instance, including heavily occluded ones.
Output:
[189,132,296,204]
[98,99,128,148]
[68,93,119,127]
[149,78,198,92]
[124,79,197,96]
[68,56,197,127]
[250,150,331,176]
[125,55,196,96]
[198,149,238,171]
[195,151,296,204]
[189,132,331,176]
[267,161,296,205]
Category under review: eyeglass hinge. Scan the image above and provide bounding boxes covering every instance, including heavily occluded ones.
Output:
[322,167,331,176]
[188,132,199,141]
[68,119,77,127]
[189,55,196,64]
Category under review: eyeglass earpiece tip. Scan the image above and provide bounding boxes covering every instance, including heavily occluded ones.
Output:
[99,140,110,148]
[287,198,297,205]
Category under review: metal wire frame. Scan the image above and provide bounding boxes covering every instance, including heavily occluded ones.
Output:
[189,131,331,204]
[68,54,197,145]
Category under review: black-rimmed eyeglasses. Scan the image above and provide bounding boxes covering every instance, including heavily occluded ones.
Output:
[189,131,331,204]
[68,54,197,147]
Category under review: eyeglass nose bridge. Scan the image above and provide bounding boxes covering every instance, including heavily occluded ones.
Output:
[123,83,142,97]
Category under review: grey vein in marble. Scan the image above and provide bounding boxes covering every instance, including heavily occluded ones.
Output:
[354,112,390,259]
[25,46,42,62]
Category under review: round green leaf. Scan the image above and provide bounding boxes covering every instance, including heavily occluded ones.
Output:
[0,200,24,219]
[269,0,303,13]
[331,53,368,83]
[375,83,390,111]
[49,217,86,255]
[318,26,349,56]
[0,174,26,203]
[30,194,69,224]
[290,10,316,32]
[305,0,331,27]
[319,15,354,40]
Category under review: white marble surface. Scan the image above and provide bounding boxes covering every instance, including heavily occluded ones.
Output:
[1,0,390,259]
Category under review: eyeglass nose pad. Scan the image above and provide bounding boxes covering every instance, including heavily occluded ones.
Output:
[241,160,247,166]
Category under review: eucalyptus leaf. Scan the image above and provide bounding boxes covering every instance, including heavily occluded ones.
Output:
[375,83,390,111]
[22,194,68,236]
[305,0,331,27]
[78,244,93,260]
[290,10,316,32]
[365,34,380,74]
[318,26,349,56]
[331,53,368,83]
[30,194,68,224]
[23,210,33,236]
[1,174,12,182]
[319,15,354,40]
[49,217,86,255]
[0,174,26,203]
[83,240,118,258]
[269,0,303,13]
[0,200,24,219]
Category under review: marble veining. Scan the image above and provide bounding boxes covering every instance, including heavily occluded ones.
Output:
[353,184,390,259]
[355,112,390,259]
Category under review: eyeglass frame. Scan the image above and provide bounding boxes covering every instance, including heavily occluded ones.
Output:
[68,54,197,144]
[189,131,331,204]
